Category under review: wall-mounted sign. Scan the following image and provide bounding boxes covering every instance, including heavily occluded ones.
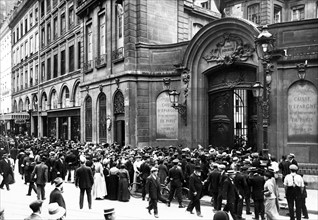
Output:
[288,81,318,143]
[202,33,255,65]
[156,92,178,139]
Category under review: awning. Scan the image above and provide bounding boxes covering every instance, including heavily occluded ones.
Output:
[0,112,30,121]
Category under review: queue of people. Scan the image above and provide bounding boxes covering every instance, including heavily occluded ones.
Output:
[0,134,309,220]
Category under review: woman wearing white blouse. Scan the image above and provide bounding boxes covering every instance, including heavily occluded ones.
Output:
[264,172,281,220]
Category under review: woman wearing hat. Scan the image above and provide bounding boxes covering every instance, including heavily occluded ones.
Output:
[92,157,107,200]
[117,164,130,202]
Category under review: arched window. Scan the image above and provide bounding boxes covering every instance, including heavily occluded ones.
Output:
[41,92,47,111]
[85,96,92,142]
[50,90,58,109]
[25,97,30,111]
[13,100,18,112]
[61,86,70,108]
[19,99,23,112]
[74,84,80,106]
[98,93,107,143]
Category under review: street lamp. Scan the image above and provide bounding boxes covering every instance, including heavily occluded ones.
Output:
[253,25,276,150]
[168,90,187,126]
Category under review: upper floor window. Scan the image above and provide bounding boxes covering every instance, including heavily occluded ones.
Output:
[12,32,15,44]
[47,21,51,44]
[35,7,39,22]
[41,27,45,47]
[99,13,105,55]
[116,3,124,49]
[46,0,51,13]
[68,6,75,29]
[291,5,305,21]
[61,12,66,35]
[30,12,33,27]
[17,27,19,40]
[247,3,260,24]
[274,5,282,23]
[53,16,58,39]
[86,23,93,61]
[316,1,318,18]
[25,18,28,33]
[194,0,209,9]
[41,0,45,17]
[21,23,23,37]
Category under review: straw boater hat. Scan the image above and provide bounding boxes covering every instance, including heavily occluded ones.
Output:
[48,203,65,220]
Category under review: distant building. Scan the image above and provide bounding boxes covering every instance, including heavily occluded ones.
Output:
[0,18,12,134]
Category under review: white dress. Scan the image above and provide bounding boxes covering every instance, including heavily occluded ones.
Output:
[92,162,107,199]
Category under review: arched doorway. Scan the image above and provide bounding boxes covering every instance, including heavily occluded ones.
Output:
[113,90,125,147]
[207,65,257,150]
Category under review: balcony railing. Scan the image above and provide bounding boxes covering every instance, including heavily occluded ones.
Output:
[54,33,58,40]
[61,27,66,35]
[53,0,58,8]
[25,83,28,89]
[112,47,124,62]
[95,54,107,68]
[83,60,93,73]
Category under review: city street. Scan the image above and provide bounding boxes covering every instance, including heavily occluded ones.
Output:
[0,164,317,220]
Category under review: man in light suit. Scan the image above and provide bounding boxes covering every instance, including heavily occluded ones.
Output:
[31,156,48,200]
[49,177,66,217]
[24,200,43,220]
[75,155,94,209]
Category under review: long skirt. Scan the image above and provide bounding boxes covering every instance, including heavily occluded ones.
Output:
[264,198,280,220]
[107,174,119,200]
[118,177,130,202]
[92,173,107,199]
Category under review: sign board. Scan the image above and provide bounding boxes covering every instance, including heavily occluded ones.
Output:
[156,92,178,139]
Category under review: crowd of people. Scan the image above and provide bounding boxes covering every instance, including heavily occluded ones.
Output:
[0,134,309,220]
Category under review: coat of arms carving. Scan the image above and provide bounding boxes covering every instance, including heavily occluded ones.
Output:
[202,33,255,65]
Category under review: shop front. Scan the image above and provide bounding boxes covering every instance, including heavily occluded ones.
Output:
[47,107,80,141]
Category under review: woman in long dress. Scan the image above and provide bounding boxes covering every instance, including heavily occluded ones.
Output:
[117,164,130,202]
[107,164,119,200]
[264,171,280,220]
[92,157,107,200]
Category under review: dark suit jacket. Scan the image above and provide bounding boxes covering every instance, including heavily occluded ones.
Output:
[249,174,265,200]
[31,162,48,185]
[55,159,67,179]
[146,174,161,200]
[0,159,13,176]
[188,173,203,200]
[75,164,94,188]
[168,165,184,187]
[234,172,248,196]
[222,177,239,204]
[206,169,220,193]
[49,188,66,209]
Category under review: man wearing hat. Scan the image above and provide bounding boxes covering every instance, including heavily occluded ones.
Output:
[186,165,203,217]
[49,177,66,216]
[0,153,14,190]
[75,155,94,209]
[222,170,241,220]
[204,163,220,211]
[249,168,265,220]
[145,167,168,218]
[166,158,185,208]
[284,164,304,220]
[24,200,43,220]
[216,164,227,211]
[139,156,151,200]
[31,156,48,200]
